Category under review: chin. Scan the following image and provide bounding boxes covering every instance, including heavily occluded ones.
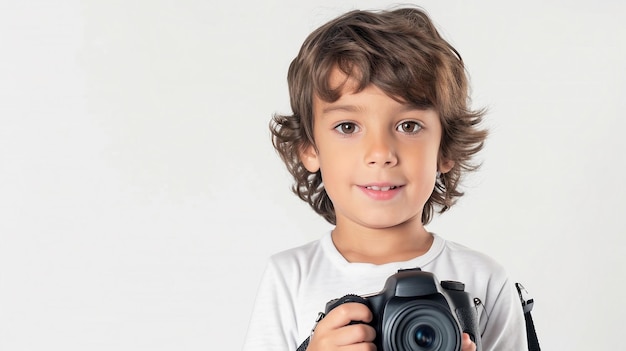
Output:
[359,216,420,230]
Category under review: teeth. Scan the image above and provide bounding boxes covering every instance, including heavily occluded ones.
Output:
[367,186,396,191]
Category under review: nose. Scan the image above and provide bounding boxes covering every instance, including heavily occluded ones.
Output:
[363,131,398,167]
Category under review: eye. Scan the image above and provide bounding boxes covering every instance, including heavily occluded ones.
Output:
[396,121,422,134]
[334,122,360,134]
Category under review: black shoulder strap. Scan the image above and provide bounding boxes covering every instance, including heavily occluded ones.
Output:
[296,337,309,351]
[516,283,541,351]
[296,312,324,351]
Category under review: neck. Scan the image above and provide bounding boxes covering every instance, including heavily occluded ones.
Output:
[331,220,433,264]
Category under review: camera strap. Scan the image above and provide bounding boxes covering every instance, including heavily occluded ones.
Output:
[516,283,541,351]
[296,337,309,351]
[296,312,324,351]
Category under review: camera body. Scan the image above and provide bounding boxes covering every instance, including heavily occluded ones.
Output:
[325,268,481,351]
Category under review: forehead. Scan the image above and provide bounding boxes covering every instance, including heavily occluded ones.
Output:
[326,67,356,92]
[314,67,409,106]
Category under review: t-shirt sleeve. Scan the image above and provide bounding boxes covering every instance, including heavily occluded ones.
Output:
[242,258,298,351]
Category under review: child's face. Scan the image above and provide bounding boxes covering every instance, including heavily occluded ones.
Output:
[300,69,453,230]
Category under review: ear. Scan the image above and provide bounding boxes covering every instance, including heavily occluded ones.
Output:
[438,158,455,174]
[299,143,320,173]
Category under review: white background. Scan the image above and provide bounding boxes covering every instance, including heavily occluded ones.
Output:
[1,0,624,350]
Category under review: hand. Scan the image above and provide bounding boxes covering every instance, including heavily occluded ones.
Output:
[306,302,376,351]
[461,333,476,351]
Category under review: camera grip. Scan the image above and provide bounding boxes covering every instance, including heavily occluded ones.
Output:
[455,304,482,351]
[441,281,482,351]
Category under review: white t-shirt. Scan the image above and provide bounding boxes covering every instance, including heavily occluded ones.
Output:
[243,232,528,351]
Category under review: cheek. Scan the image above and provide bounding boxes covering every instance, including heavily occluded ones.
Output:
[403,149,440,189]
[317,154,350,183]
[414,165,438,190]
[406,146,439,170]
[316,153,354,198]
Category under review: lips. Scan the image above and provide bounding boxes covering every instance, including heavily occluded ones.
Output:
[359,183,403,200]
[365,185,399,191]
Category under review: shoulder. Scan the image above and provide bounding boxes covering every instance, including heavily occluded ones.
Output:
[441,239,506,274]
[427,236,511,300]
[265,237,325,280]
[248,238,325,327]
[270,237,323,265]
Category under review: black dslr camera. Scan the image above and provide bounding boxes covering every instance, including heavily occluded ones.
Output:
[325,268,482,351]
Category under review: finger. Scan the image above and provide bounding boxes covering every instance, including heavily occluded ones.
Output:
[318,302,373,331]
[460,333,476,351]
[339,342,377,351]
[308,324,376,351]
[332,324,376,345]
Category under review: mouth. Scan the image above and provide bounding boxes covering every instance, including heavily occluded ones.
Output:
[359,184,403,200]
[364,185,400,191]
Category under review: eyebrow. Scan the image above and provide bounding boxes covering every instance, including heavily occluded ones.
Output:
[321,104,363,114]
[321,102,428,115]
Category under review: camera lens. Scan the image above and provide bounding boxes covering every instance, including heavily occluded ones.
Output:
[383,300,461,351]
[415,325,436,348]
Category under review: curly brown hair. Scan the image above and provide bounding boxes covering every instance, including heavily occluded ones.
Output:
[271,7,488,225]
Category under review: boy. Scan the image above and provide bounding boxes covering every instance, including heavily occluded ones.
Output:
[243,7,528,351]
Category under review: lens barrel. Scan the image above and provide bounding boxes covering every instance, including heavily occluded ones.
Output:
[383,300,461,351]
